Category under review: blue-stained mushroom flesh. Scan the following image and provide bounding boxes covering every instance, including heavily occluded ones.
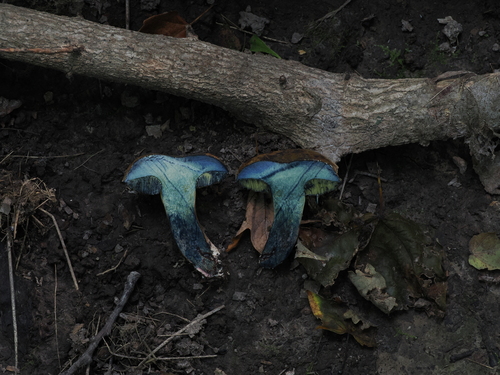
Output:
[238,150,340,268]
[124,154,228,277]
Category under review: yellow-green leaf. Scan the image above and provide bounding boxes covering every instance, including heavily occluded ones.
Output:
[307,291,377,347]
[249,35,281,59]
[469,233,500,270]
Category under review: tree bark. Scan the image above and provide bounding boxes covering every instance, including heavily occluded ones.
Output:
[0,4,499,192]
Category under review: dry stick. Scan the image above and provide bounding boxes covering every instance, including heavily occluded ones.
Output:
[339,154,353,200]
[8,152,85,159]
[466,358,494,370]
[13,178,34,238]
[137,305,225,367]
[156,354,217,360]
[54,264,61,370]
[39,207,79,291]
[108,345,216,361]
[61,271,141,375]
[6,228,19,371]
[125,0,130,30]
[12,206,20,239]
[0,150,13,165]
[15,219,29,269]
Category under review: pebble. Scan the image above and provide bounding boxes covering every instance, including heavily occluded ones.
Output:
[232,291,247,301]
[291,32,303,44]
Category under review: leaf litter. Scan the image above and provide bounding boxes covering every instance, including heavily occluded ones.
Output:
[229,156,448,345]
[350,211,447,316]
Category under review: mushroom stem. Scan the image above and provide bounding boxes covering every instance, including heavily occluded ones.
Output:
[237,150,340,268]
[123,154,227,277]
[260,192,305,268]
[160,183,218,277]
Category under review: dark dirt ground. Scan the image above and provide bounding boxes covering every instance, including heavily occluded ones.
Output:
[1,0,500,374]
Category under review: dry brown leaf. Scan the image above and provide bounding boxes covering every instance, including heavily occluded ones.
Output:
[6,365,20,373]
[139,12,192,38]
[0,96,22,117]
[227,191,273,253]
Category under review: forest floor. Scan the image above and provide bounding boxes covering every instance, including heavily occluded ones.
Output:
[1,0,500,374]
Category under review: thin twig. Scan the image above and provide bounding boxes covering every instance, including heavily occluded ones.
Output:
[30,214,45,229]
[15,219,29,270]
[138,305,225,367]
[39,207,79,291]
[12,206,20,239]
[0,150,14,165]
[310,0,352,29]
[125,0,130,30]
[153,311,191,323]
[216,15,289,44]
[189,4,214,26]
[6,227,19,371]
[348,170,388,183]
[466,358,494,369]
[339,332,350,373]
[54,264,61,370]
[156,354,217,360]
[7,152,85,159]
[73,149,104,171]
[60,271,141,375]
[108,344,216,361]
[0,45,84,54]
[339,154,353,200]
[97,249,128,276]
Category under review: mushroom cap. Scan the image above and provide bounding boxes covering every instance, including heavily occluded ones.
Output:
[237,149,340,195]
[123,154,228,194]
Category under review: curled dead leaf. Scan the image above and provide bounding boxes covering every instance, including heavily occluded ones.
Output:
[307,290,377,347]
[227,191,273,253]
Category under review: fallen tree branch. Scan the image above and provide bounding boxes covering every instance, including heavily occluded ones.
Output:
[0,45,84,54]
[0,4,499,193]
[60,271,141,375]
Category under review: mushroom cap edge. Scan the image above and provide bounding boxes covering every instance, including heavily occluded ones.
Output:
[237,149,340,195]
[123,153,228,194]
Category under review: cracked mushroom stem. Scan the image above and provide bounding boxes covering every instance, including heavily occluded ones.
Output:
[123,154,228,277]
[237,149,340,268]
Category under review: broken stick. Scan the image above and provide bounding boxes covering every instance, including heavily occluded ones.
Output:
[6,228,19,371]
[39,207,79,291]
[60,271,141,375]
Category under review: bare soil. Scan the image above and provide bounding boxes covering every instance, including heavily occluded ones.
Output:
[1,1,500,374]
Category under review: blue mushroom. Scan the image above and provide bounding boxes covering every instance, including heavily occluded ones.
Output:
[124,154,228,277]
[237,149,340,268]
